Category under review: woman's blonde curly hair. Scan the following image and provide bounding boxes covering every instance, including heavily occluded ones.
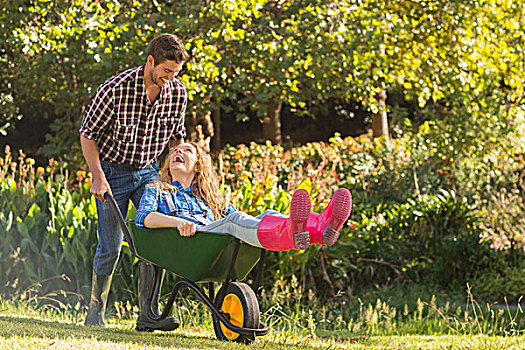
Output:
[148,142,230,220]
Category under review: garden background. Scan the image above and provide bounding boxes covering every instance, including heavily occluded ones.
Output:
[1,0,525,343]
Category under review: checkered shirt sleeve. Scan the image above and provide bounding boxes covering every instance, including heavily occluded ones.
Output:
[79,82,114,140]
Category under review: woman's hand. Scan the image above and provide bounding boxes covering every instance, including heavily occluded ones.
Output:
[141,212,196,236]
[175,218,196,237]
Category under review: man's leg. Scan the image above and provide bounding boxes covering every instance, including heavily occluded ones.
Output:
[132,164,179,332]
[85,162,133,327]
[84,270,112,327]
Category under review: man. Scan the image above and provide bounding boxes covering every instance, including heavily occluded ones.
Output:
[80,34,189,331]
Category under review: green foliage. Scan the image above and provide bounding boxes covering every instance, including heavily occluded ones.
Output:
[471,266,525,304]
[3,279,525,339]
[0,145,98,305]
[0,112,523,313]
[0,1,524,334]
[2,0,523,156]
[353,190,484,285]
[0,0,187,165]
[217,119,524,301]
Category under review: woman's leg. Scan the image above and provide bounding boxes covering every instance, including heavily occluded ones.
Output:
[256,189,311,251]
[202,190,312,251]
[201,211,263,247]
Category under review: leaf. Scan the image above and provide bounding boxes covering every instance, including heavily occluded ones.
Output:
[63,238,76,266]
[4,212,13,232]
[46,232,60,253]
[42,252,57,275]
[28,203,41,219]
[16,218,29,238]
[21,237,38,255]
[24,261,38,281]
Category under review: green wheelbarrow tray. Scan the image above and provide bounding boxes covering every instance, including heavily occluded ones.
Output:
[128,225,262,282]
[104,193,269,340]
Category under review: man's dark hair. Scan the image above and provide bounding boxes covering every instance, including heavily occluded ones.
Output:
[147,34,189,65]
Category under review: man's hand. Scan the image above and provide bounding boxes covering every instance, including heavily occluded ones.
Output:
[175,218,196,237]
[91,176,112,202]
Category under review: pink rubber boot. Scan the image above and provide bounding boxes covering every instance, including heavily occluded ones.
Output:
[257,189,312,251]
[307,188,352,246]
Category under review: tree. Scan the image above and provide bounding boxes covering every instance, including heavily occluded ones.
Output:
[172,0,360,144]
[0,0,180,162]
[2,0,523,156]
[344,0,525,142]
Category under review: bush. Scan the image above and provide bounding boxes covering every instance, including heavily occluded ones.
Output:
[0,146,98,306]
[470,265,525,304]
[0,115,523,313]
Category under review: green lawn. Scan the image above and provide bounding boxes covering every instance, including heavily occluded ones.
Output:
[1,310,525,350]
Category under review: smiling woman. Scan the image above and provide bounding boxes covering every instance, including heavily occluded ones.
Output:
[135,142,352,250]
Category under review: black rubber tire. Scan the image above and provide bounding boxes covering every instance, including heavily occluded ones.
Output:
[212,282,260,344]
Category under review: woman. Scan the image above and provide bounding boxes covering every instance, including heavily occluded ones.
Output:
[136,142,352,251]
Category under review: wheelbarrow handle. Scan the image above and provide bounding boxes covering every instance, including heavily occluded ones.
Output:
[103,193,140,259]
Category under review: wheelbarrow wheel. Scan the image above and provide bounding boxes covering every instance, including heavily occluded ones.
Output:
[213,282,260,343]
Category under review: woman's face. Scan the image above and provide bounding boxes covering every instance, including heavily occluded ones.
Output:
[169,143,198,181]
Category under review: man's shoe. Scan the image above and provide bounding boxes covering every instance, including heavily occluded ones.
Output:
[135,261,178,332]
[84,271,113,327]
[135,315,180,332]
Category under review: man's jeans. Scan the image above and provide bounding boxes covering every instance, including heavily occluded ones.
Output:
[201,210,285,247]
[93,160,159,276]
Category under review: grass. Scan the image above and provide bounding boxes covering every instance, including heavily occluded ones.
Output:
[2,279,525,349]
[2,314,525,349]
[2,298,525,349]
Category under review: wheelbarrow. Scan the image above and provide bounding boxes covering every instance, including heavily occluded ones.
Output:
[105,194,269,343]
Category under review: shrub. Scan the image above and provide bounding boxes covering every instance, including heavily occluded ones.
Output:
[0,115,523,312]
[0,146,98,306]
[470,265,525,304]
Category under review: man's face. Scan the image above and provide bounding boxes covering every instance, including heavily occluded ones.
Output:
[148,56,183,87]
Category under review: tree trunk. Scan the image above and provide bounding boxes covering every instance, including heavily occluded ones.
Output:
[371,87,389,139]
[262,100,282,143]
[211,99,221,151]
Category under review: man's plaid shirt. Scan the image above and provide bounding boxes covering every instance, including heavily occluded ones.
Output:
[79,65,187,169]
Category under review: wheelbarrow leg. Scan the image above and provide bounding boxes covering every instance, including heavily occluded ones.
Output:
[151,265,165,316]
[252,249,266,294]
[208,282,215,303]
